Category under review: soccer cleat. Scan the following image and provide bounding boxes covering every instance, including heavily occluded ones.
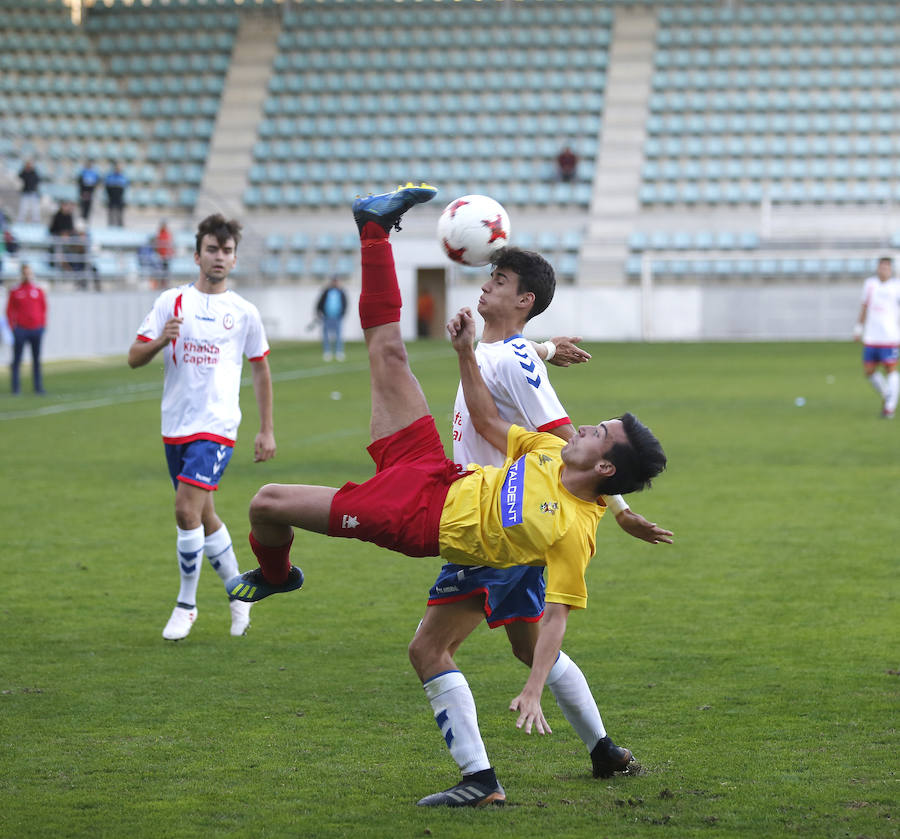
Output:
[225,565,304,603]
[590,735,634,778]
[416,779,506,808]
[162,605,197,641]
[229,598,252,636]
[352,182,438,234]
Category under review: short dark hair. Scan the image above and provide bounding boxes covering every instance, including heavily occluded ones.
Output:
[878,256,893,265]
[195,214,242,255]
[598,413,667,496]
[491,247,556,321]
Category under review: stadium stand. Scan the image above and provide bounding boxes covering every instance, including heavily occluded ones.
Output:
[1,0,898,292]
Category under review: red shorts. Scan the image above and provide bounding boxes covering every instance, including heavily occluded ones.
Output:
[327,415,467,557]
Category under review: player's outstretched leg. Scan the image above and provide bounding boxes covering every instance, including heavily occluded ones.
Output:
[226,564,304,603]
[353,183,438,443]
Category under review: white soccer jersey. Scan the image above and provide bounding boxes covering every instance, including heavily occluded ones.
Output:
[451,334,570,469]
[861,276,900,346]
[135,283,269,445]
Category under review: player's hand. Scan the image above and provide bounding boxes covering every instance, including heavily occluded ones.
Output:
[447,307,476,351]
[161,316,183,341]
[548,336,592,367]
[509,691,552,735]
[615,508,674,544]
[254,430,276,462]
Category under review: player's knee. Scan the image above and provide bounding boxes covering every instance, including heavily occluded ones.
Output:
[407,632,437,678]
[249,483,282,525]
[509,639,535,667]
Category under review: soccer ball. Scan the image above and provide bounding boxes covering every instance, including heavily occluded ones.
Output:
[437,194,511,267]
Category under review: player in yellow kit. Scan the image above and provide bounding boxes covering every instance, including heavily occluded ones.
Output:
[227,184,667,806]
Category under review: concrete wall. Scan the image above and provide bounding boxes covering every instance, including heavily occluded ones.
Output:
[20,272,858,363]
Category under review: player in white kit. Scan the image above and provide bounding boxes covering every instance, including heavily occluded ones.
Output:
[129,214,276,640]
[408,246,673,807]
[854,256,900,418]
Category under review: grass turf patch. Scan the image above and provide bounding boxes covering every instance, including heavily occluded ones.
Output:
[1,340,898,838]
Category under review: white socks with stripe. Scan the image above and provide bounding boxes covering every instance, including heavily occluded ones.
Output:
[423,670,491,775]
[175,525,205,606]
[546,651,606,752]
[204,523,239,583]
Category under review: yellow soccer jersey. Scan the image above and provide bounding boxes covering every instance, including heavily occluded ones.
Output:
[439,425,606,610]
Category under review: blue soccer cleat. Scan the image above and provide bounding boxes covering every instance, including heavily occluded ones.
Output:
[225,565,304,603]
[352,182,438,234]
[416,778,506,808]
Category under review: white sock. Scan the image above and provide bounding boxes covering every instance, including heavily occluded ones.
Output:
[869,370,887,399]
[423,671,491,775]
[205,523,239,583]
[546,651,606,752]
[886,371,899,412]
[176,525,205,606]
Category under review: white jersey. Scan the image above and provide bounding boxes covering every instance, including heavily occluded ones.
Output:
[452,334,569,468]
[135,283,269,445]
[861,276,900,346]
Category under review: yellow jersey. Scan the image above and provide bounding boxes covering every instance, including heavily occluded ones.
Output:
[439,425,606,609]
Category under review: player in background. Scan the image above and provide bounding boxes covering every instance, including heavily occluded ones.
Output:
[854,256,900,418]
[129,214,276,640]
[408,247,672,805]
[226,184,668,807]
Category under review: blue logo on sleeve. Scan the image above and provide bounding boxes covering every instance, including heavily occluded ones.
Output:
[500,455,526,527]
[511,341,541,388]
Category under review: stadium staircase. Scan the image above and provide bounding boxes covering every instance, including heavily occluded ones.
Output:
[582,6,657,285]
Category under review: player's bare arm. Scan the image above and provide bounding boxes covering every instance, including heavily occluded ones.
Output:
[251,357,276,462]
[450,307,511,452]
[854,303,867,340]
[509,602,569,735]
[127,316,183,368]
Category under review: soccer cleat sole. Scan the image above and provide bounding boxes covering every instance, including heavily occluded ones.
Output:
[352,182,437,233]
[416,783,506,808]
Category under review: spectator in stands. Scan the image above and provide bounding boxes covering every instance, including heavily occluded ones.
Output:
[17,160,42,224]
[155,220,174,285]
[77,159,102,222]
[48,200,76,271]
[105,162,128,227]
[6,263,47,395]
[67,221,100,291]
[315,275,348,361]
[556,145,578,183]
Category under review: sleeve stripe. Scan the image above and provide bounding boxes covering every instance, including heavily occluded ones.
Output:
[136,334,153,343]
[248,349,270,362]
[537,417,571,432]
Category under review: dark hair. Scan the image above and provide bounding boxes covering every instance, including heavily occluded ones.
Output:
[878,256,893,265]
[598,413,667,496]
[195,214,242,255]
[491,247,556,321]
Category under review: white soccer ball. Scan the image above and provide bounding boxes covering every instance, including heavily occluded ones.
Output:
[437,194,511,267]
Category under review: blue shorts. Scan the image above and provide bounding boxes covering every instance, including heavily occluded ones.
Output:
[427,563,545,628]
[863,345,899,365]
[164,439,234,491]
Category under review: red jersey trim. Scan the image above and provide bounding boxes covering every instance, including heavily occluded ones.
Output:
[248,349,270,362]
[487,613,543,629]
[177,475,220,492]
[537,416,571,433]
[163,432,236,446]
[864,343,900,349]
[136,334,153,343]
[426,588,545,628]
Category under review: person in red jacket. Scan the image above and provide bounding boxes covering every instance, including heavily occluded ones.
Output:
[6,263,47,394]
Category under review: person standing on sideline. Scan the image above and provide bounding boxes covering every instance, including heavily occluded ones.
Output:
[17,160,41,224]
[854,256,900,418]
[76,159,101,221]
[154,220,174,286]
[6,263,47,395]
[128,214,276,640]
[316,275,347,361]
[408,246,673,805]
[105,162,128,227]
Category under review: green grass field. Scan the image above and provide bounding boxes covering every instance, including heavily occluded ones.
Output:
[1,340,897,839]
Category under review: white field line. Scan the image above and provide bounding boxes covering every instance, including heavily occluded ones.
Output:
[0,348,451,422]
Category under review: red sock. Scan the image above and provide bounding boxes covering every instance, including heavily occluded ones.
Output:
[358,233,401,329]
[249,531,293,584]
